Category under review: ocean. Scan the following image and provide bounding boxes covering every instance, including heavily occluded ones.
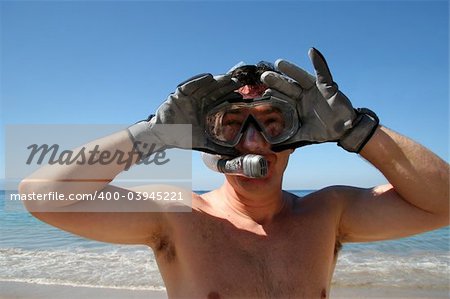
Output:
[1,190,449,292]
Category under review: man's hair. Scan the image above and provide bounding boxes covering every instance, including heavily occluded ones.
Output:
[231,61,277,86]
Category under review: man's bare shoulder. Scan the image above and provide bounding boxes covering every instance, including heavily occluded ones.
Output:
[189,189,224,214]
[286,185,370,215]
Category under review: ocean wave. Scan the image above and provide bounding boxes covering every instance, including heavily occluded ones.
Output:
[2,245,449,290]
[0,247,165,289]
[332,250,450,289]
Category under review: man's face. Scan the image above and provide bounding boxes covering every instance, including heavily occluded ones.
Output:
[225,120,293,193]
[224,85,294,193]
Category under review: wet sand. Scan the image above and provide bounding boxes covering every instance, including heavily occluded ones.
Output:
[0,281,167,299]
[1,281,448,298]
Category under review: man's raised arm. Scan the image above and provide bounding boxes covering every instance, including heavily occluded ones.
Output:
[337,125,449,242]
[261,48,449,242]
[19,129,174,246]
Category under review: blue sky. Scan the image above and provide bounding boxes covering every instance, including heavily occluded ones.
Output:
[1,0,448,190]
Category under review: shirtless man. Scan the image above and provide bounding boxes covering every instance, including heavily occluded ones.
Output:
[20,49,449,298]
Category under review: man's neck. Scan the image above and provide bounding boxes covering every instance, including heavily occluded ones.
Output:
[218,182,288,225]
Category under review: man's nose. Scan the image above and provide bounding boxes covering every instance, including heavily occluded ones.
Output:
[238,124,270,152]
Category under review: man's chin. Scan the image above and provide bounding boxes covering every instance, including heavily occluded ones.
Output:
[233,170,277,187]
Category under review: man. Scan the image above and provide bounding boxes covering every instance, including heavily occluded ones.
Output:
[20,49,449,298]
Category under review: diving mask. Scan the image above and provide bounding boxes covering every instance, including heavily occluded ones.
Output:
[205,95,300,147]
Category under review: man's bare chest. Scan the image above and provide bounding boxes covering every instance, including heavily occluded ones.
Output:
[154,211,339,298]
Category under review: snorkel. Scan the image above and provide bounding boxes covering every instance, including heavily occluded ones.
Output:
[201,153,268,178]
[201,62,283,178]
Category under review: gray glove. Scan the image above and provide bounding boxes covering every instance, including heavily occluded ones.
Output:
[261,48,379,153]
[128,73,241,156]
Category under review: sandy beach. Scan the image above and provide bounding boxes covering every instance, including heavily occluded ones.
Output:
[0,281,167,299]
[330,286,449,298]
[0,281,448,299]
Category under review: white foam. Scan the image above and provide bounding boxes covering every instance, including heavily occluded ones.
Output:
[2,243,449,290]
[0,247,165,289]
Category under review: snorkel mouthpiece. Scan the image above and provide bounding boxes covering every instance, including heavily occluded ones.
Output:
[244,154,268,178]
[201,153,268,178]
[218,154,268,178]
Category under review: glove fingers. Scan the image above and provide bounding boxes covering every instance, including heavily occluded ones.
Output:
[178,73,214,95]
[262,88,293,101]
[260,71,303,99]
[212,74,242,98]
[275,59,316,89]
[196,74,242,102]
[309,48,338,97]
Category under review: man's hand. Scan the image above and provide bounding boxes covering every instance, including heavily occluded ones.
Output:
[128,73,241,156]
[261,48,379,153]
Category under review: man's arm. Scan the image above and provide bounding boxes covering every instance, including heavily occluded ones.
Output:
[260,49,448,242]
[19,130,169,246]
[337,125,449,243]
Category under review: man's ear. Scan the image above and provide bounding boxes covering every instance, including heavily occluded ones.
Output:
[290,148,295,154]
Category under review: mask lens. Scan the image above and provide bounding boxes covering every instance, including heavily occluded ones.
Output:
[206,104,249,146]
[205,97,298,147]
[250,104,286,139]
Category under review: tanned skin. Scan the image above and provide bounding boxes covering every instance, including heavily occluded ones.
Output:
[20,120,449,298]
